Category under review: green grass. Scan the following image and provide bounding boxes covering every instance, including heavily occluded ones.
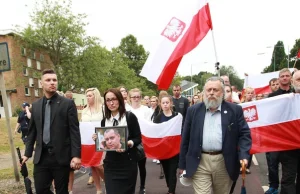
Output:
[0,163,34,180]
[0,117,25,154]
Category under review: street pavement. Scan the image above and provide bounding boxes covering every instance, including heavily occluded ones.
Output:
[72,158,265,194]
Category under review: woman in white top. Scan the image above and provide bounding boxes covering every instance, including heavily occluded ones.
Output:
[119,86,132,111]
[81,88,104,194]
[128,88,152,194]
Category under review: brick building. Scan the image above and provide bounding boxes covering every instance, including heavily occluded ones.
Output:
[0,29,53,117]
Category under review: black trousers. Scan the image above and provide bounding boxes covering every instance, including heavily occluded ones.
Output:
[34,149,69,194]
[138,157,147,188]
[160,154,179,193]
[266,151,280,189]
[279,149,298,194]
[296,153,300,194]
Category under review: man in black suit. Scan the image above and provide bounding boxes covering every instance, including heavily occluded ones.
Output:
[22,69,81,194]
[179,76,252,194]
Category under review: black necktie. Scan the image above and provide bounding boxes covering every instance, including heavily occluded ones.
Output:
[43,100,51,144]
[113,118,119,126]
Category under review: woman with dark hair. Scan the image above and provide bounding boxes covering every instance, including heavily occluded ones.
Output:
[92,88,142,194]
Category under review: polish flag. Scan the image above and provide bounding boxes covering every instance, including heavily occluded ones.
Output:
[140,0,213,89]
[240,94,300,154]
[137,114,183,159]
[243,69,294,95]
[80,122,103,167]
[297,49,300,58]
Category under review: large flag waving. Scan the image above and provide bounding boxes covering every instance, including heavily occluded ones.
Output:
[140,0,213,89]
[240,94,300,154]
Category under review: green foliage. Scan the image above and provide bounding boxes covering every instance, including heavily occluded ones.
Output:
[219,66,244,90]
[263,41,288,73]
[289,39,300,69]
[13,107,22,117]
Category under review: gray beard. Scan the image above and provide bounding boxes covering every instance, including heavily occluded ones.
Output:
[294,86,300,93]
[203,95,223,109]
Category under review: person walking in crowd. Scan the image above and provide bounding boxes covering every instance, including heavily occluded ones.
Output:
[143,96,151,108]
[119,86,132,111]
[224,84,233,103]
[179,76,252,194]
[266,68,297,194]
[191,94,200,105]
[153,94,180,194]
[269,78,280,93]
[150,96,159,121]
[21,69,81,194]
[172,84,189,128]
[129,88,152,194]
[81,88,105,194]
[92,88,142,194]
[221,75,241,103]
[14,102,31,144]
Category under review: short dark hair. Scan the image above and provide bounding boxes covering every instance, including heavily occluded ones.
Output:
[42,69,56,76]
[269,78,278,86]
[172,84,181,89]
[103,88,126,121]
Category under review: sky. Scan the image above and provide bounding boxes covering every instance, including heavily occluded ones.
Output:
[1,0,299,78]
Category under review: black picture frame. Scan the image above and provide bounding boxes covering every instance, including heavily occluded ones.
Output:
[95,126,128,152]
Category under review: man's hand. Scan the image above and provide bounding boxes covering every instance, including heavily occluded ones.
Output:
[21,156,29,166]
[92,134,97,141]
[240,159,248,167]
[70,157,81,170]
[116,149,125,153]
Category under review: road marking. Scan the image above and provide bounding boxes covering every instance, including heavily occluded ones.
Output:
[252,154,259,165]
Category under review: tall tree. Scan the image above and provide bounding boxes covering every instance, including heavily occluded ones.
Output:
[263,41,287,72]
[289,38,300,69]
[220,65,244,90]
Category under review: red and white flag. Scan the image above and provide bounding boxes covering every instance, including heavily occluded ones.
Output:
[140,0,213,89]
[297,49,300,59]
[241,94,300,154]
[244,69,293,95]
[137,114,182,160]
[80,122,103,167]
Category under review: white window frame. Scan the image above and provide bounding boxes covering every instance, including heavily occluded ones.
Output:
[21,47,26,56]
[23,67,28,76]
[36,61,41,70]
[29,78,34,87]
[38,79,42,88]
[40,54,44,62]
[25,87,30,96]
[27,58,32,67]
[34,89,39,97]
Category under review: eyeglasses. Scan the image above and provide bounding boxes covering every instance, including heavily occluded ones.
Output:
[106,98,118,103]
[120,89,127,93]
[130,96,140,99]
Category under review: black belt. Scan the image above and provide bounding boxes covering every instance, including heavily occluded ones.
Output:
[202,151,222,155]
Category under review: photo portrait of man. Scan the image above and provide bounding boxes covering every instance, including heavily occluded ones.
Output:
[103,128,124,150]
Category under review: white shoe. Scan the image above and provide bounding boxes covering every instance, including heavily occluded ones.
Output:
[69,191,73,194]
[152,159,157,163]
[156,160,160,164]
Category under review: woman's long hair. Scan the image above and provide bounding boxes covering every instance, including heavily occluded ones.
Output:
[103,88,126,121]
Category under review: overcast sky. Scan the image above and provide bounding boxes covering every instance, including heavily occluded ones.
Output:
[1,0,299,78]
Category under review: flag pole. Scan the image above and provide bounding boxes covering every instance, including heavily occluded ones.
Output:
[211,29,220,77]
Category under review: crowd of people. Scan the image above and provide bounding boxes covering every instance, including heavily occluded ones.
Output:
[17,68,300,194]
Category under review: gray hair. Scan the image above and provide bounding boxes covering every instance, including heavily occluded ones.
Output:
[204,77,225,96]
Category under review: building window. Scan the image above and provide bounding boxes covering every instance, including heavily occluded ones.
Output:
[36,61,41,70]
[40,54,44,62]
[29,78,34,87]
[34,89,39,97]
[27,58,32,67]
[21,47,26,56]
[38,79,42,88]
[30,51,36,59]
[23,67,28,76]
[25,87,30,96]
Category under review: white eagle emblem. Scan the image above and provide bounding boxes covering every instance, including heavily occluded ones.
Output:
[243,106,258,122]
[161,17,186,42]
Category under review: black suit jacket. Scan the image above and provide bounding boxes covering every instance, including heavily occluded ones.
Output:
[25,95,81,165]
[179,101,252,181]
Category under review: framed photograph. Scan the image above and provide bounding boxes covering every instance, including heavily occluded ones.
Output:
[95,126,128,152]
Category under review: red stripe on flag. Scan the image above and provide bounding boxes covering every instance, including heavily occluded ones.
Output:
[142,135,181,160]
[250,119,300,154]
[254,85,271,95]
[156,4,213,89]
[81,145,103,167]
[297,49,300,58]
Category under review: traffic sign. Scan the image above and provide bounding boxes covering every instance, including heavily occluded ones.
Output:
[0,42,11,72]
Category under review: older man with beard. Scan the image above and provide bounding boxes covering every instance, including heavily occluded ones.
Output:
[179,77,252,194]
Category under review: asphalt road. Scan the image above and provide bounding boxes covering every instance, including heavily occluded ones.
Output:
[72,158,266,194]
